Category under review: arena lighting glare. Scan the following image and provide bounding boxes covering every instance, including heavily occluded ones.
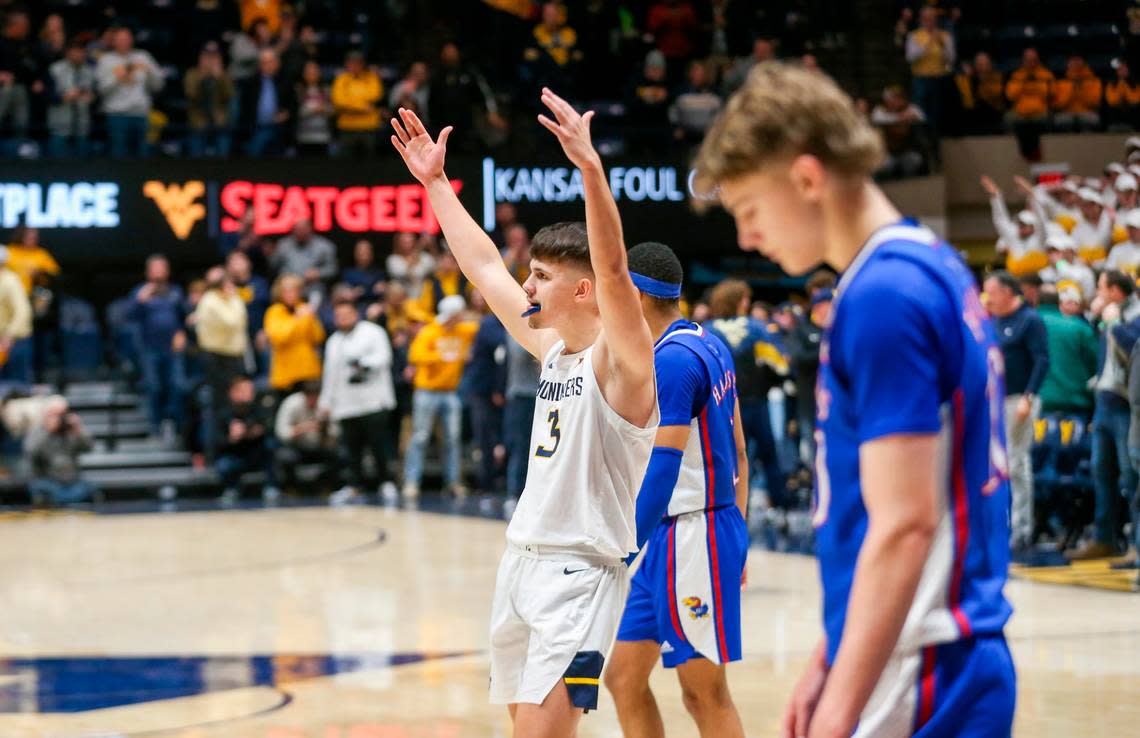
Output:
[0,182,119,228]
[481,157,692,229]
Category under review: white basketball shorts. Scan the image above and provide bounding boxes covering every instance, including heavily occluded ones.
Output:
[488,543,628,710]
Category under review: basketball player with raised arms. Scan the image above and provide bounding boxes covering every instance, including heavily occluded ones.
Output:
[694,63,1016,738]
[391,89,658,737]
[604,241,750,738]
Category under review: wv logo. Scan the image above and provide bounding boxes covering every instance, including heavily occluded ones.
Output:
[144,180,206,240]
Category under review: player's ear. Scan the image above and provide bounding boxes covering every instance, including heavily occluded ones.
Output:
[574,274,593,302]
[789,154,826,204]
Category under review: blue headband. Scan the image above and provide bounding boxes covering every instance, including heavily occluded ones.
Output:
[631,271,682,299]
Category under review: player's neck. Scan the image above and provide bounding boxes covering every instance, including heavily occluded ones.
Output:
[823,180,902,273]
[557,319,601,355]
[646,309,684,343]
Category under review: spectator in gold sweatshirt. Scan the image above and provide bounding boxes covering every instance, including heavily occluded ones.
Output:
[401,295,478,499]
[1051,55,1103,132]
[331,50,383,159]
[1105,59,1140,131]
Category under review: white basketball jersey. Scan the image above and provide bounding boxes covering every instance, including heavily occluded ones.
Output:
[506,340,658,559]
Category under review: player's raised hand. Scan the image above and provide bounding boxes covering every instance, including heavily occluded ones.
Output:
[538,87,601,172]
[391,107,452,186]
[1012,175,1035,198]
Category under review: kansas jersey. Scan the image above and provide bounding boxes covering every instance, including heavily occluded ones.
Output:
[655,320,740,515]
[815,220,1013,667]
[506,341,658,559]
[616,320,748,667]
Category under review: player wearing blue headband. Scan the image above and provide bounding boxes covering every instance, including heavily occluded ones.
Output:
[605,241,750,738]
[392,91,658,735]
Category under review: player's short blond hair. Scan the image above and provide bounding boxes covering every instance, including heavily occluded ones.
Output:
[693,62,884,200]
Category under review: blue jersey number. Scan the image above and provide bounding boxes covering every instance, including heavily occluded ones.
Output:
[535,408,561,458]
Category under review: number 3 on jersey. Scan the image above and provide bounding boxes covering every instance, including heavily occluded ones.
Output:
[535,408,561,458]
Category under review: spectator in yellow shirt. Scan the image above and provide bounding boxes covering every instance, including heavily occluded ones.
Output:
[1005,47,1054,160]
[6,226,60,295]
[1051,55,1103,132]
[331,50,383,159]
[905,6,955,135]
[1005,48,1054,121]
[402,294,478,498]
[1105,59,1140,131]
[264,274,326,393]
[192,266,250,413]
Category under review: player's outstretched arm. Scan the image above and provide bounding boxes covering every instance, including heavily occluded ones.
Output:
[390,108,554,360]
[538,88,655,419]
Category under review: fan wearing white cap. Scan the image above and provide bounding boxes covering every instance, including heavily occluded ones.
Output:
[1113,172,1140,217]
[1069,185,1114,267]
[1032,176,1082,228]
[1106,208,1140,274]
[981,175,1049,275]
[1040,232,1096,300]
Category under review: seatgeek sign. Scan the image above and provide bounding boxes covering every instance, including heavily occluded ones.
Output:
[0,158,731,265]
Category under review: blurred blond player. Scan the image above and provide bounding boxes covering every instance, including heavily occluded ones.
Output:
[695,63,1016,738]
[391,90,657,737]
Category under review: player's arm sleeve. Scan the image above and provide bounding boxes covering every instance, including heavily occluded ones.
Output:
[628,346,707,560]
[839,266,952,443]
[628,446,685,564]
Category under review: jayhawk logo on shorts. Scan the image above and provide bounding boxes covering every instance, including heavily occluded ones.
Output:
[682,596,709,620]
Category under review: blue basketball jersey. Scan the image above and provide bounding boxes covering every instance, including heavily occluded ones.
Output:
[654,320,740,515]
[815,220,1013,666]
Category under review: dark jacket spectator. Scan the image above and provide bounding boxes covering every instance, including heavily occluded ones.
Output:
[128,261,185,353]
[464,310,507,492]
[184,42,235,157]
[215,375,276,500]
[0,10,43,139]
[129,255,185,439]
[626,50,672,153]
[342,239,386,305]
[431,43,503,153]
[238,49,296,156]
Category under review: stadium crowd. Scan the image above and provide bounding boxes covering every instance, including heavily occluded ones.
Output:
[0,1,828,160]
[0,200,835,517]
[975,136,1140,563]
